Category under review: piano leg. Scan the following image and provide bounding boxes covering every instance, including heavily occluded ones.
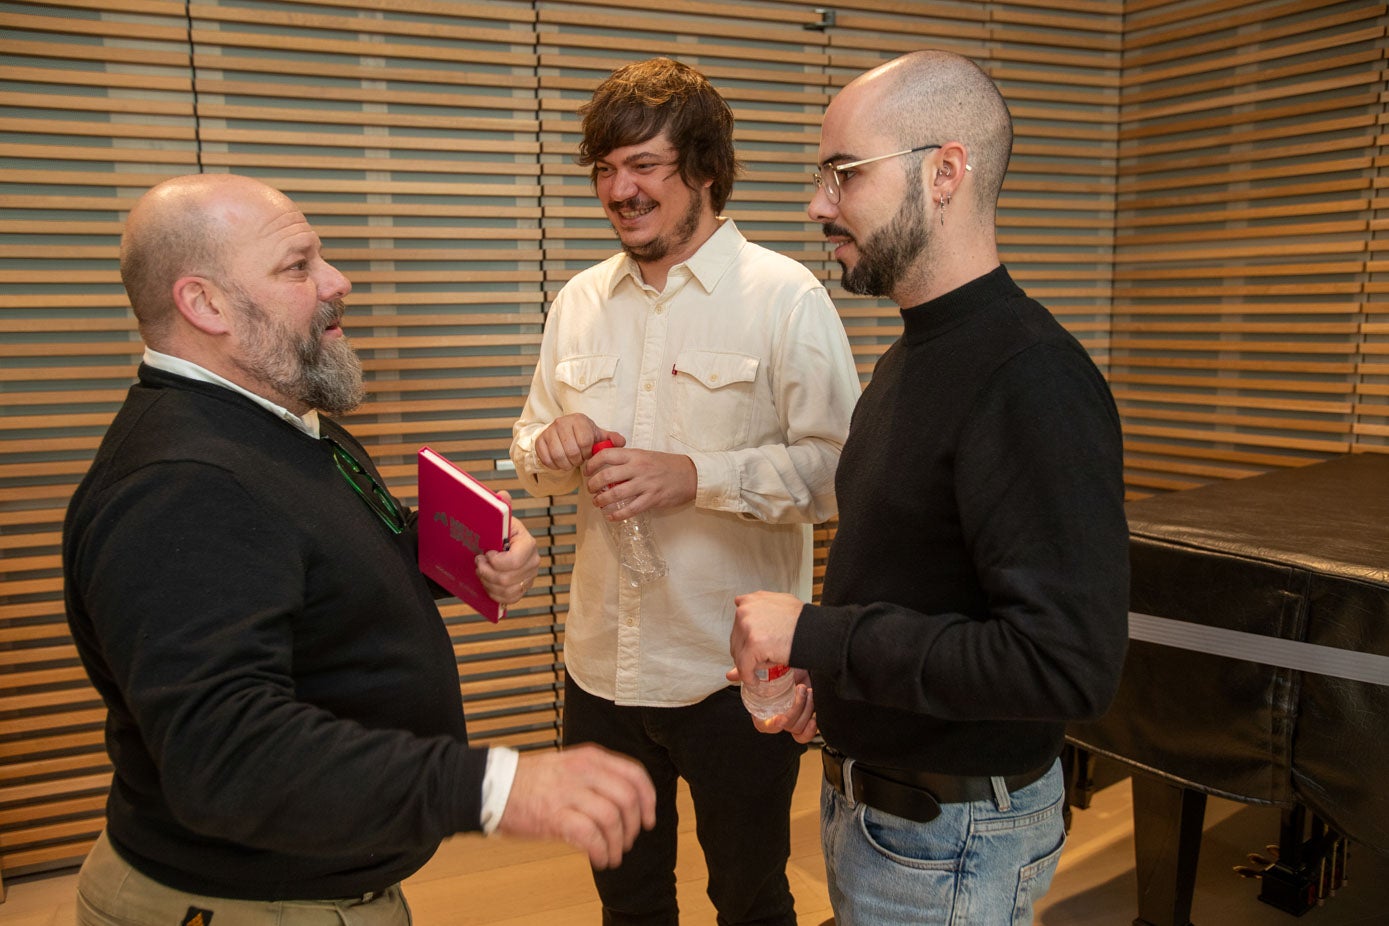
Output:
[1131,772,1207,926]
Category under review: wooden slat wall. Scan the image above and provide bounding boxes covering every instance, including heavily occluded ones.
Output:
[1372,44,1389,447]
[3,0,1382,883]
[1114,0,1389,494]
[2,0,200,879]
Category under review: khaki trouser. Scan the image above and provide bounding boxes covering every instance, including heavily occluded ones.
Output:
[76,830,413,926]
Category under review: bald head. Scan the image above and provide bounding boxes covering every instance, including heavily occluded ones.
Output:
[837,50,1013,216]
[120,174,292,346]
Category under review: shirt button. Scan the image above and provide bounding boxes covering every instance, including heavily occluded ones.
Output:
[625,618,635,627]
[654,304,665,315]
[709,374,720,383]
[643,381,654,391]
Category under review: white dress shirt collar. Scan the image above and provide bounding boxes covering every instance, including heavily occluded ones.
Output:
[142,347,321,438]
[607,217,743,298]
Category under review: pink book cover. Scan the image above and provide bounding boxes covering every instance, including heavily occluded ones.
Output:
[416,446,511,623]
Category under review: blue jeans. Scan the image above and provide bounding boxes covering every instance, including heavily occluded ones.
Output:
[820,758,1066,926]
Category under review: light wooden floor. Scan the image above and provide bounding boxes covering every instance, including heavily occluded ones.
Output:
[3,748,1386,924]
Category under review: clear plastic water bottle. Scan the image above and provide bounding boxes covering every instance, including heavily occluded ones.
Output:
[591,439,668,588]
[742,665,796,722]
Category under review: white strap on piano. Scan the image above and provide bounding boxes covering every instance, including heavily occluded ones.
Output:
[1129,612,1389,687]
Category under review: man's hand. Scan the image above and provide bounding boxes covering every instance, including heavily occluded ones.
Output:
[475,491,540,606]
[498,743,657,869]
[584,447,696,519]
[534,414,624,472]
[725,666,819,744]
[730,590,804,691]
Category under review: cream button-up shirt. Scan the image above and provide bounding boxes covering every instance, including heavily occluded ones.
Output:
[512,219,860,706]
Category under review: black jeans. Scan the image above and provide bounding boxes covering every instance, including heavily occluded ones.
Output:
[562,672,805,926]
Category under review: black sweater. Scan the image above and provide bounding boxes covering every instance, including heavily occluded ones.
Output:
[792,266,1129,776]
[63,366,488,899]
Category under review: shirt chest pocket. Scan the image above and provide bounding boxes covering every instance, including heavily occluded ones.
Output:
[555,354,620,421]
[668,350,760,452]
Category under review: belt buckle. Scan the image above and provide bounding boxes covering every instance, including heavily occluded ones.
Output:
[825,748,944,824]
[821,747,855,807]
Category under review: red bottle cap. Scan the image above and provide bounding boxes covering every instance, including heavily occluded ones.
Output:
[766,664,789,680]
[592,438,615,453]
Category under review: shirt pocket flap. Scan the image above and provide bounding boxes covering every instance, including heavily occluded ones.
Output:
[555,354,619,392]
[673,350,759,390]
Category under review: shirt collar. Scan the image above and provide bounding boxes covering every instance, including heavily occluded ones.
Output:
[606,217,745,297]
[142,347,322,438]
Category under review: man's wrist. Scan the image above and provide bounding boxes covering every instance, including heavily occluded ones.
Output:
[480,746,520,834]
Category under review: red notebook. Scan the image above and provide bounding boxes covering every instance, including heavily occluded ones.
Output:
[416,446,511,622]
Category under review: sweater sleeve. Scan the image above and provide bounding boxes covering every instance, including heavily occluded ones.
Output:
[792,344,1129,723]
[70,460,489,856]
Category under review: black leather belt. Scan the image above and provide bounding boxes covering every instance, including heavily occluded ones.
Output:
[821,746,1052,823]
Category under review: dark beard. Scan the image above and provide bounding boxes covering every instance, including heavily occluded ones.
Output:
[833,168,930,298]
[231,293,365,416]
[615,188,705,264]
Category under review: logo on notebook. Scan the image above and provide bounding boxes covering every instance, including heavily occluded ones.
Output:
[434,509,481,555]
[181,908,214,926]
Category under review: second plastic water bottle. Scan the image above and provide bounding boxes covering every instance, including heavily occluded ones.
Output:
[742,665,796,722]
[592,439,668,587]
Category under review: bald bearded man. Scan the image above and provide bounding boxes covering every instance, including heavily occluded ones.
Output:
[64,174,655,925]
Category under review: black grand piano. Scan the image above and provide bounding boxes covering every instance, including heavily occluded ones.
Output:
[1068,452,1389,925]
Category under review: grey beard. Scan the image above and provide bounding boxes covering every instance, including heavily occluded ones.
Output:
[231,295,366,416]
[296,330,365,416]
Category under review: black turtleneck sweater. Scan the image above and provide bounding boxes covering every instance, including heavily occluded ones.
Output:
[791,266,1129,776]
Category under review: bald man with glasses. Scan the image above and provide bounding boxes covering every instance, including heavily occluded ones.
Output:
[731,50,1130,926]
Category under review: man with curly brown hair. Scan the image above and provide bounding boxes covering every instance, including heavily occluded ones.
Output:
[512,58,860,925]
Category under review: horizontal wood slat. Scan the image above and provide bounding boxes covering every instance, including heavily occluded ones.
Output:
[1114,0,1385,494]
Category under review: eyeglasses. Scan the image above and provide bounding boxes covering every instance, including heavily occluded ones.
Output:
[325,437,406,535]
[812,144,941,204]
